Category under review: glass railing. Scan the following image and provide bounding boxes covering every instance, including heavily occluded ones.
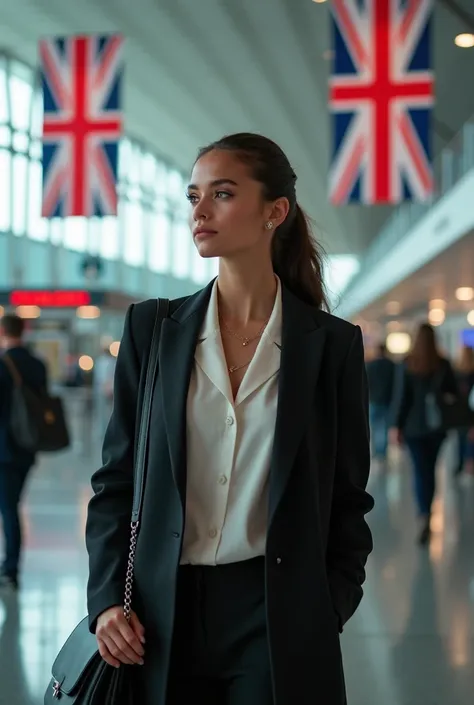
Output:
[341,115,474,293]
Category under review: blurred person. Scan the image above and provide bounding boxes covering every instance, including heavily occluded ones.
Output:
[365,342,395,463]
[454,344,474,476]
[85,133,374,705]
[93,345,116,438]
[391,323,458,545]
[0,315,47,590]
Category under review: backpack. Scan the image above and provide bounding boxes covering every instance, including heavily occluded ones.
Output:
[2,355,70,453]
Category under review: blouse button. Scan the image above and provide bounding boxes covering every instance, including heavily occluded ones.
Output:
[225,416,234,426]
[276,557,282,565]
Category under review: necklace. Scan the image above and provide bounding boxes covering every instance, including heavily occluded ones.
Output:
[221,318,269,347]
[228,359,252,374]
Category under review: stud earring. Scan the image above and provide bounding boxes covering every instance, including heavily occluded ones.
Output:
[265,221,273,230]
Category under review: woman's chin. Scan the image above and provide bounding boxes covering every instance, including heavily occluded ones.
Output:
[195,242,222,259]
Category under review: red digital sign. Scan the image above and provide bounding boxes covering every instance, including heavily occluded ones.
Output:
[9,290,92,308]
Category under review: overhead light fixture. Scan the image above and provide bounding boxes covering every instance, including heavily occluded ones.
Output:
[429,298,446,310]
[16,305,41,319]
[386,320,403,331]
[386,332,411,355]
[76,305,101,319]
[312,0,327,3]
[454,33,474,48]
[386,301,401,315]
[467,310,474,326]
[456,286,474,301]
[109,341,120,357]
[428,308,446,326]
[78,355,94,372]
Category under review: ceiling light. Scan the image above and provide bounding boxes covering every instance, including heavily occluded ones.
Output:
[109,341,120,357]
[78,355,94,372]
[467,310,474,326]
[76,305,101,319]
[428,308,446,326]
[386,320,403,331]
[429,299,446,309]
[386,301,401,315]
[16,305,41,319]
[312,0,327,3]
[456,286,474,301]
[454,33,474,48]
[386,332,411,355]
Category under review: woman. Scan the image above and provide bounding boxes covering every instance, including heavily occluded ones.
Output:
[85,133,374,705]
[391,323,458,545]
[454,344,474,475]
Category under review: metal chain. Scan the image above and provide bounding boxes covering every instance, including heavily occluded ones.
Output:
[123,520,139,622]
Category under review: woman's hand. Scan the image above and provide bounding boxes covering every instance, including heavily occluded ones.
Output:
[96,606,145,668]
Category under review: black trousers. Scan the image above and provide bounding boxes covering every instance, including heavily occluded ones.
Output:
[167,556,273,705]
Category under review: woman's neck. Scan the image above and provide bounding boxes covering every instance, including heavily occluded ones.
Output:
[216,258,277,325]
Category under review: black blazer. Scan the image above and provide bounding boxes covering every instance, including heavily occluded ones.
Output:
[392,357,458,438]
[85,281,374,705]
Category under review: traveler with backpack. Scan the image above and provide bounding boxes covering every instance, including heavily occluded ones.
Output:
[0,314,47,590]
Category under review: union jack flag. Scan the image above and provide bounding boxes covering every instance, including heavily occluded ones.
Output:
[40,34,124,217]
[329,0,434,205]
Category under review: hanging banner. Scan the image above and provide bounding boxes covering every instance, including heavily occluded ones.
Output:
[329,0,434,205]
[40,34,124,217]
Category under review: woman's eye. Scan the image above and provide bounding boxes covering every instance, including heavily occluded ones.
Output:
[215,190,232,199]
[186,193,198,204]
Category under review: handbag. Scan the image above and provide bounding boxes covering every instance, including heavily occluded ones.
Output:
[44,298,169,704]
[426,365,474,433]
[2,354,70,453]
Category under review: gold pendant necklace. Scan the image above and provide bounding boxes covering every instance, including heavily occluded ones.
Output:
[221,318,269,347]
[229,359,252,374]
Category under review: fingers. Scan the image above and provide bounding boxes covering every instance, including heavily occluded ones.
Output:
[96,611,145,667]
[130,612,146,644]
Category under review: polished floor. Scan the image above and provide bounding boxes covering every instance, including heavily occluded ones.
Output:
[1,436,474,704]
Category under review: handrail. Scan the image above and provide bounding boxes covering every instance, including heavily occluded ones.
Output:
[341,115,474,294]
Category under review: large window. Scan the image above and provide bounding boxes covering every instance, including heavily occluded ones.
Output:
[0,53,212,287]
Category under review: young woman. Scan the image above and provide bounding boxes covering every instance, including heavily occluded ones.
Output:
[85,133,374,705]
[392,323,458,545]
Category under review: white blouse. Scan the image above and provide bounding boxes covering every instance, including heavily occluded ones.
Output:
[181,278,282,565]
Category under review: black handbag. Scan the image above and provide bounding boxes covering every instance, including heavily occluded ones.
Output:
[2,355,70,453]
[44,298,169,704]
[426,365,474,432]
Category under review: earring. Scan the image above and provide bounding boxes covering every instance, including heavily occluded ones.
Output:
[265,221,273,230]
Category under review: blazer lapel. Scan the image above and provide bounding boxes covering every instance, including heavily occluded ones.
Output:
[159,281,214,506]
[268,287,327,526]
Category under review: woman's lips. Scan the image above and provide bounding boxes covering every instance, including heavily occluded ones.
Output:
[194,229,218,241]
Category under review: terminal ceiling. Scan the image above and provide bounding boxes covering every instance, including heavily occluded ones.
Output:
[1,0,473,256]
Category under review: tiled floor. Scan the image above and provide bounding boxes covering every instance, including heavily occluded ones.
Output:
[1,442,474,704]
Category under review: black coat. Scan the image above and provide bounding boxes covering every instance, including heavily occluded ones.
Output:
[85,281,374,705]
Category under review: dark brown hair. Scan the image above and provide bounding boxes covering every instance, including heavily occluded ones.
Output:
[406,323,442,375]
[1,314,25,339]
[196,133,329,310]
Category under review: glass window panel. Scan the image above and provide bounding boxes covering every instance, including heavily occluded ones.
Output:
[171,221,190,279]
[50,218,64,245]
[0,149,11,231]
[9,73,32,132]
[153,161,168,197]
[0,64,8,123]
[123,200,144,265]
[31,91,43,138]
[12,131,29,152]
[168,169,184,199]
[190,246,209,284]
[142,153,156,186]
[149,211,170,273]
[99,216,119,260]
[0,125,11,147]
[29,139,42,160]
[64,217,88,251]
[12,153,28,235]
[28,160,48,241]
[118,139,131,179]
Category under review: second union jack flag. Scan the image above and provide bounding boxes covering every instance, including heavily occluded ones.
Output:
[40,34,124,218]
[329,0,434,205]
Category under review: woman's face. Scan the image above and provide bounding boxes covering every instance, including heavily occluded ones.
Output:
[187,149,288,260]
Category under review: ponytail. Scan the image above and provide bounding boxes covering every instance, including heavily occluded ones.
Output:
[272,204,329,310]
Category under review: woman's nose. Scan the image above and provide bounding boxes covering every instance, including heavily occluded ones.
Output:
[193,202,210,221]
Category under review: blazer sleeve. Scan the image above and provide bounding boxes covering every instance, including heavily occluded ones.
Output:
[85,304,140,632]
[327,326,374,631]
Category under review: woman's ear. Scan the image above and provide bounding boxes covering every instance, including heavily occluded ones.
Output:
[267,197,290,230]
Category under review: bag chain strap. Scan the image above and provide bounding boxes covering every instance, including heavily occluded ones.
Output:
[123,520,139,622]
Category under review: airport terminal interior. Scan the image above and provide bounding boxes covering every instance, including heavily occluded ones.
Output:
[1,1,474,703]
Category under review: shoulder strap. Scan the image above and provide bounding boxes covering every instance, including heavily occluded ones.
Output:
[131,297,169,522]
[1,354,23,387]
